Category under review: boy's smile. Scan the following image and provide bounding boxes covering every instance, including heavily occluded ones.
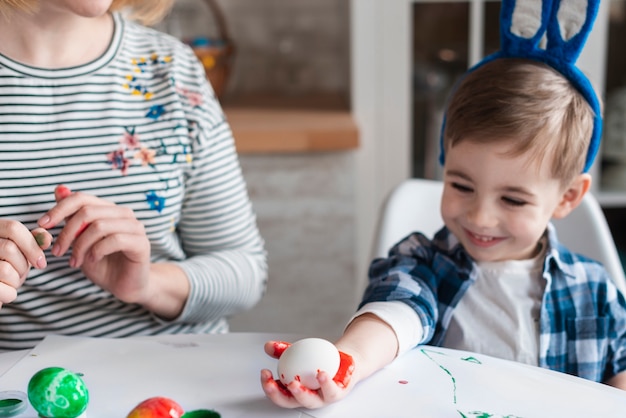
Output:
[440,140,566,262]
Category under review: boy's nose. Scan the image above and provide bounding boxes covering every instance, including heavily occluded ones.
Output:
[466,200,498,229]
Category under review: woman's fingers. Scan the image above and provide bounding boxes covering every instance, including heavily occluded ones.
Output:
[0,221,48,271]
[38,189,114,231]
[71,229,148,268]
[0,280,18,304]
[38,186,143,263]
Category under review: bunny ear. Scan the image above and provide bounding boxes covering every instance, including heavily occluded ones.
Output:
[545,0,601,63]
[501,0,550,52]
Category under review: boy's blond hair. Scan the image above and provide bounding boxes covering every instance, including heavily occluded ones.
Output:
[443,58,596,185]
[0,0,174,25]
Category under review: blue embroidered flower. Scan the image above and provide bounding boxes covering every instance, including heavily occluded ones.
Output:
[146,105,165,120]
[146,191,166,213]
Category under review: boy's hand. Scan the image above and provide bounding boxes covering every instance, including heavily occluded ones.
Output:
[38,185,152,305]
[0,221,52,307]
[260,340,356,409]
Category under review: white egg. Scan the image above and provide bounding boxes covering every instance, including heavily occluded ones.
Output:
[277,338,341,390]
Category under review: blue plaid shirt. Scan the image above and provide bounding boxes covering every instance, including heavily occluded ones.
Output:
[362,224,626,383]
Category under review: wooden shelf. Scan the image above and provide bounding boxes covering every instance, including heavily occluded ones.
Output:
[221,95,359,154]
[225,107,358,153]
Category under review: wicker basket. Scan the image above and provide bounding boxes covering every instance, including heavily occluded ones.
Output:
[187,0,235,100]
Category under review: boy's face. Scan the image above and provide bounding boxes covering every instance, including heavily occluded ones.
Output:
[441,140,565,262]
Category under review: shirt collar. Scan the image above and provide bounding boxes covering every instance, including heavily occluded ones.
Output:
[543,222,577,279]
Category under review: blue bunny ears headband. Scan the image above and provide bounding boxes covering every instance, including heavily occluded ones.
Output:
[439,0,602,173]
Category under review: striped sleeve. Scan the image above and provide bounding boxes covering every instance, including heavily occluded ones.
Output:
[172,48,267,322]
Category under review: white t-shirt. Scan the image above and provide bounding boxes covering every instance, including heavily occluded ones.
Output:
[443,250,546,365]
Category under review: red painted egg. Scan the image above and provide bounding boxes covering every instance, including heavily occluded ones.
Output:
[126,396,184,418]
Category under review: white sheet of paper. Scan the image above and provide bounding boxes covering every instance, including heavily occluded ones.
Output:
[1,334,625,417]
[0,333,311,418]
[311,346,626,418]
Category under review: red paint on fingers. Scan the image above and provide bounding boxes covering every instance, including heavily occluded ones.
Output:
[272,341,291,357]
[266,375,294,398]
[55,185,72,200]
[332,351,355,388]
[75,222,90,239]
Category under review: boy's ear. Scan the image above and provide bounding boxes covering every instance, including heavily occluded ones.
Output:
[552,173,592,219]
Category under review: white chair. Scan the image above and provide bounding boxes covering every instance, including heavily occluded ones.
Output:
[373,178,626,294]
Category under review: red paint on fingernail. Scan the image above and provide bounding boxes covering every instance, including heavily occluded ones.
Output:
[56,185,72,199]
[272,341,291,357]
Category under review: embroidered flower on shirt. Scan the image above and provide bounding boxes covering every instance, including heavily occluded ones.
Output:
[123,74,153,99]
[176,85,204,107]
[135,147,157,167]
[146,191,166,213]
[121,127,141,149]
[106,148,130,175]
[184,148,192,164]
[146,105,166,120]
[123,54,173,100]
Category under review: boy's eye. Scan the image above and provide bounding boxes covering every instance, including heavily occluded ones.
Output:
[502,196,526,206]
[452,182,473,193]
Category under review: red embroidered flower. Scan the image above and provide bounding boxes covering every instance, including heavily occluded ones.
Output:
[106,149,130,175]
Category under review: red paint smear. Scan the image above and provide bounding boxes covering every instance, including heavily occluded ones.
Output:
[75,222,90,239]
[301,386,317,395]
[273,379,294,398]
[398,380,409,384]
[332,351,355,388]
[55,185,72,200]
[265,372,294,398]
[272,341,291,357]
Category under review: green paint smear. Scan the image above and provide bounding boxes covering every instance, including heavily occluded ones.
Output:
[34,233,46,247]
[459,412,523,418]
[0,400,20,407]
[420,350,522,418]
[181,410,221,418]
[421,349,457,404]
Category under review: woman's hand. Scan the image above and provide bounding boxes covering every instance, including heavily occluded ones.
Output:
[0,221,52,307]
[260,340,356,409]
[38,185,152,305]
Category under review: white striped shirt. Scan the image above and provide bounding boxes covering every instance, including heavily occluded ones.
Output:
[0,13,267,350]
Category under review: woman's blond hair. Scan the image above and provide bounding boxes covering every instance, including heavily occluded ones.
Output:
[443,58,597,185]
[0,0,174,25]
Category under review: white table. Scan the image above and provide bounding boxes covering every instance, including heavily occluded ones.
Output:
[0,333,625,417]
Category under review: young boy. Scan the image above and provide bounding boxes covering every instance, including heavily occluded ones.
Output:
[261,57,626,409]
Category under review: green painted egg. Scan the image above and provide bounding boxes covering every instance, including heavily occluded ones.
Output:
[27,367,89,418]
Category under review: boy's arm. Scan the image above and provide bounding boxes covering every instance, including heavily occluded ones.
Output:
[606,370,626,390]
[335,312,400,383]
